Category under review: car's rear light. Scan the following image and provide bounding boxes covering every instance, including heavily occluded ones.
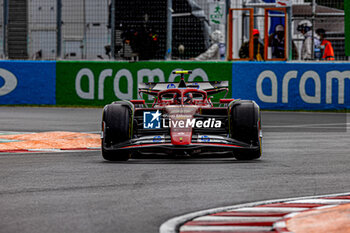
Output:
[130,100,146,105]
[219,99,235,104]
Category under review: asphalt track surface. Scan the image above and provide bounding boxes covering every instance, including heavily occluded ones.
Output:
[0,107,349,233]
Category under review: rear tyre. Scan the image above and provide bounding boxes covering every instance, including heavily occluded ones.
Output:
[102,104,132,161]
[229,100,262,160]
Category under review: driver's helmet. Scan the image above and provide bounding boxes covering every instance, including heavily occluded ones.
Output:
[184,92,193,104]
[173,93,181,104]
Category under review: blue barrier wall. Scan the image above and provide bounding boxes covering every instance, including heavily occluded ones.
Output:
[232,62,350,110]
[0,61,56,105]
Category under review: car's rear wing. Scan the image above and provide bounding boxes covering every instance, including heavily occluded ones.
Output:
[138,81,229,96]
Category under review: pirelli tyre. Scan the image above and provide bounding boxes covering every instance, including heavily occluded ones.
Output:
[229,100,262,160]
[101,103,133,161]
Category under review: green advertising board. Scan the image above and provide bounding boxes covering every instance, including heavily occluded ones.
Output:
[56,61,232,106]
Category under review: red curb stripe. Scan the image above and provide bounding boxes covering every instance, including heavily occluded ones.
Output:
[0,149,32,153]
[212,212,288,217]
[184,221,275,226]
[60,148,99,151]
[259,203,325,208]
[321,195,350,199]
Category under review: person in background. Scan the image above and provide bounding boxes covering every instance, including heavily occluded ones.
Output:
[239,29,264,61]
[269,24,299,60]
[316,28,335,61]
[193,30,225,60]
[297,20,320,60]
[269,24,285,58]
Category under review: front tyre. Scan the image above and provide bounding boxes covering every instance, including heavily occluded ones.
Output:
[229,100,262,160]
[101,104,132,161]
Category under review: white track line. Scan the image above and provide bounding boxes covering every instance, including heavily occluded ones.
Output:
[28,149,63,152]
[286,199,350,204]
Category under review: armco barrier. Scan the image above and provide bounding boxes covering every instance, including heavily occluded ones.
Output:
[232,62,350,110]
[0,61,56,105]
[56,61,232,106]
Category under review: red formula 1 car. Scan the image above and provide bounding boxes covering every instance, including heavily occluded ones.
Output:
[101,70,262,161]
